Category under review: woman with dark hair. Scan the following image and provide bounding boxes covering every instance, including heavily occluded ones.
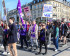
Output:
[2,23,10,55]
[53,22,59,51]
[36,23,49,55]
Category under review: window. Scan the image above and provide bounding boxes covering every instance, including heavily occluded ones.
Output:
[41,9,42,12]
[56,9,57,12]
[40,0,42,2]
[34,1,35,4]
[57,3,58,6]
[56,3,57,6]
[30,5,32,9]
[41,3,43,8]
[34,15,36,19]
[44,2,47,4]
[34,5,36,9]
[60,4,61,7]
[58,9,59,12]
[32,11,34,14]
[38,4,39,8]
[34,11,36,13]
[69,3,70,6]
[38,0,39,2]
[58,3,59,7]
[53,2,54,5]
[38,14,40,16]
[60,9,61,12]
[59,4,60,7]
[38,10,40,13]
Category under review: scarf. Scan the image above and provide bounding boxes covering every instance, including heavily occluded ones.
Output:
[31,24,36,37]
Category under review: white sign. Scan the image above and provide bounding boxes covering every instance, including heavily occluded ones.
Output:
[42,4,53,18]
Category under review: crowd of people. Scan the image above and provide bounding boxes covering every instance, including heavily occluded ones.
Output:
[0,17,70,56]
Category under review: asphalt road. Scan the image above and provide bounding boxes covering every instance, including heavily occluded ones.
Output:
[0,42,70,56]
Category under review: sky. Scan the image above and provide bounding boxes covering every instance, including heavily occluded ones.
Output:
[5,0,33,11]
[4,0,70,11]
[67,0,70,1]
[0,0,33,17]
[0,0,70,17]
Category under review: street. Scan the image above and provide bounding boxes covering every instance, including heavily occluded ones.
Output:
[0,42,70,56]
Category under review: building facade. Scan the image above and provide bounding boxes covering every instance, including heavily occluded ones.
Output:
[32,0,70,22]
[7,9,18,22]
[7,3,32,22]
[7,0,70,22]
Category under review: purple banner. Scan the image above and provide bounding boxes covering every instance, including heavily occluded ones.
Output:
[17,0,24,24]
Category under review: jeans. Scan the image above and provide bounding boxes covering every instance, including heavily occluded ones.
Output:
[53,36,59,49]
[30,37,38,47]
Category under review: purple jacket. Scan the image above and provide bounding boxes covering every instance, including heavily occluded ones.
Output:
[19,24,27,36]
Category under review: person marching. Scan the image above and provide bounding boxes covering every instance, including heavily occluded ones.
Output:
[46,22,52,47]
[30,20,38,50]
[36,23,49,55]
[60,21,68,47]
[19,20,28,49]
[38,22,42,38]
[2,23,10,55]
[53,22,59,51]
[7,17,18,56]
[26,21,30,41]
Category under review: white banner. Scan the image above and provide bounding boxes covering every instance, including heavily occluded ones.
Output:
[42,4,53,18]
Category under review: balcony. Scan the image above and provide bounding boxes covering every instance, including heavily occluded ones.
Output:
[53,5,57,8]
[53,14,57,16]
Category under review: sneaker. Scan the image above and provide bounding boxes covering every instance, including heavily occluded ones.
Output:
[62,44,67,47]
[7,52,10,55]
[55,49,58,52]
[26,47,29,50]
[34,47,38,50]
[47,45,50,47]
[59,42,63,44]
[2,52,7,55]
[1,45,4,48]
[42,53,47,55]
[35,52,41,55]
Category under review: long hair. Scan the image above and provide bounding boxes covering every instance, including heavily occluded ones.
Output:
[4,23,7,29]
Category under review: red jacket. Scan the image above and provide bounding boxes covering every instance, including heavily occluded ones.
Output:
[68,23,70,27]
[27,24,30,32]
[1,24,3,27]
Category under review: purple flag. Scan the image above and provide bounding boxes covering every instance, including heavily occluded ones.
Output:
[17,0,24,24]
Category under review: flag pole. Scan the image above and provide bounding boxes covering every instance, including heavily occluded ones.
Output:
[0,12,1,24]
[2,0,8,25]
[6,8,8,25]
[0,0,2,24]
